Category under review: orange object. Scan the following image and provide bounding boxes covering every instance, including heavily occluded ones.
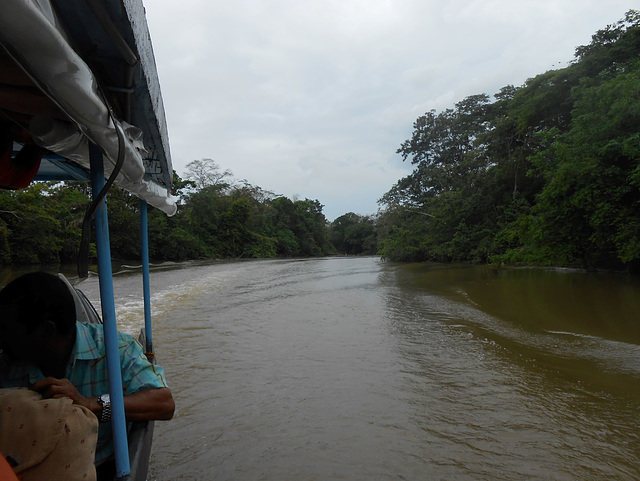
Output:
[0,454,18,481]
[0,140,42,190]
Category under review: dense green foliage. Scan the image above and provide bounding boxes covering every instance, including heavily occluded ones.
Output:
[0,156,381,265]
[329,213,377,255]
[0,182,87,264]
[377,11,640,272]
[0,171,343,264]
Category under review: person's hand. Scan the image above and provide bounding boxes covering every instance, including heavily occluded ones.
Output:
[30,377,100,414]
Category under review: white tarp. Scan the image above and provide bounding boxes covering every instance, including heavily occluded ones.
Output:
[0,0,177,215]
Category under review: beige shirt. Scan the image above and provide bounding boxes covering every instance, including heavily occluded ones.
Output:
[0,388,98,481]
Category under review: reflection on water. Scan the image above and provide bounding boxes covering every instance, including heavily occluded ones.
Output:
[3,259,639,479]
[382,263,640,480]
[401,263,640,343]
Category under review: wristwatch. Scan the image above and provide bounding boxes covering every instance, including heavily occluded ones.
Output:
[97,393,111,423]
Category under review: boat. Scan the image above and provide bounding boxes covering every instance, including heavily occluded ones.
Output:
[0,0,175,479]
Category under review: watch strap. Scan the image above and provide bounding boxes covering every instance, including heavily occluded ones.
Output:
[97,394,111,423]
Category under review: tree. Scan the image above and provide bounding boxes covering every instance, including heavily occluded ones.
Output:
[378,94,495,262]
[106,187,141,260]
[292,199,332,256]
[270,197,300,256]
[330,213,377,255]
[184,158,232,190]
[0,162,336,264]
[171,170,195,205]
[179,184,227,256]
[0,183,66,264]
[377,10,640,270]
[49,182,88,263]
[527,70,640,269]
[268,197,332,256]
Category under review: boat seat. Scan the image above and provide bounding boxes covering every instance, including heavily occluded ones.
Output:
[56,274,102,324]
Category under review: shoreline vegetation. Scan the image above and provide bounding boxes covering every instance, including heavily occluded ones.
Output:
[1,12,639,274]
[376,10,640,274]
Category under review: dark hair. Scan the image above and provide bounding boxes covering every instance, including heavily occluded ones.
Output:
[0,272,76,336]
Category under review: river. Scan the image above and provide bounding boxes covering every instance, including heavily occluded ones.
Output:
[3,258,640,480]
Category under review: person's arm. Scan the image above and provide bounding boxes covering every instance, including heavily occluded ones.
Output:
[30,377,175,421]
[121,387,174,421]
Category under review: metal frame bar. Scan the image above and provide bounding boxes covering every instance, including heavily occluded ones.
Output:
[89,143,130,478]
[140,199,153,354]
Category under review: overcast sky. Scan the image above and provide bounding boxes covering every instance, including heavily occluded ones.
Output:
[145,1,633,221]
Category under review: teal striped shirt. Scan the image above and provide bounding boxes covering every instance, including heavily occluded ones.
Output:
[0,322,168,465]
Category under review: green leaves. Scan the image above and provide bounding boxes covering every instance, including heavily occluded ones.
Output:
[0,178,335,265]
[529,69,640,268]
[329,213,376,255]
[0,183,72,264]
[378,10,640,271]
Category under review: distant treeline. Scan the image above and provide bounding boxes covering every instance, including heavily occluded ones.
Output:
[0,164,377,265]
[376,10,640,272]
[1,11,638,272]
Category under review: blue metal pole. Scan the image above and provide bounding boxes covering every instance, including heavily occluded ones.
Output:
[140,199,153,354]
[89,143,130,478]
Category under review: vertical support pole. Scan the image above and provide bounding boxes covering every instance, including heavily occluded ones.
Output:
[140,199,153,355]
[89,143,131,478]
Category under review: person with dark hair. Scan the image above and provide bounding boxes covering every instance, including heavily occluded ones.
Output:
[0,272,174,476]
[0,272,78,377]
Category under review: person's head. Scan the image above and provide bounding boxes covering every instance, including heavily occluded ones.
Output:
[0,272,76,363]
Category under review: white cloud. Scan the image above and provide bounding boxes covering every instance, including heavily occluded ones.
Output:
[145,0,633,220]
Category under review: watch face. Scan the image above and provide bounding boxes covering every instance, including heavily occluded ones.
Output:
[100,394,110,404]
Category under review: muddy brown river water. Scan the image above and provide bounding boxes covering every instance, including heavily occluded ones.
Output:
[4,258,639,480]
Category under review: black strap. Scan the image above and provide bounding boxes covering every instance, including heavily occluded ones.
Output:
[77,122,126,278]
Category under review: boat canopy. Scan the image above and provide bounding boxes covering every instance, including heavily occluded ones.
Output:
[0,0,176,215]
[0,2,175,477]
